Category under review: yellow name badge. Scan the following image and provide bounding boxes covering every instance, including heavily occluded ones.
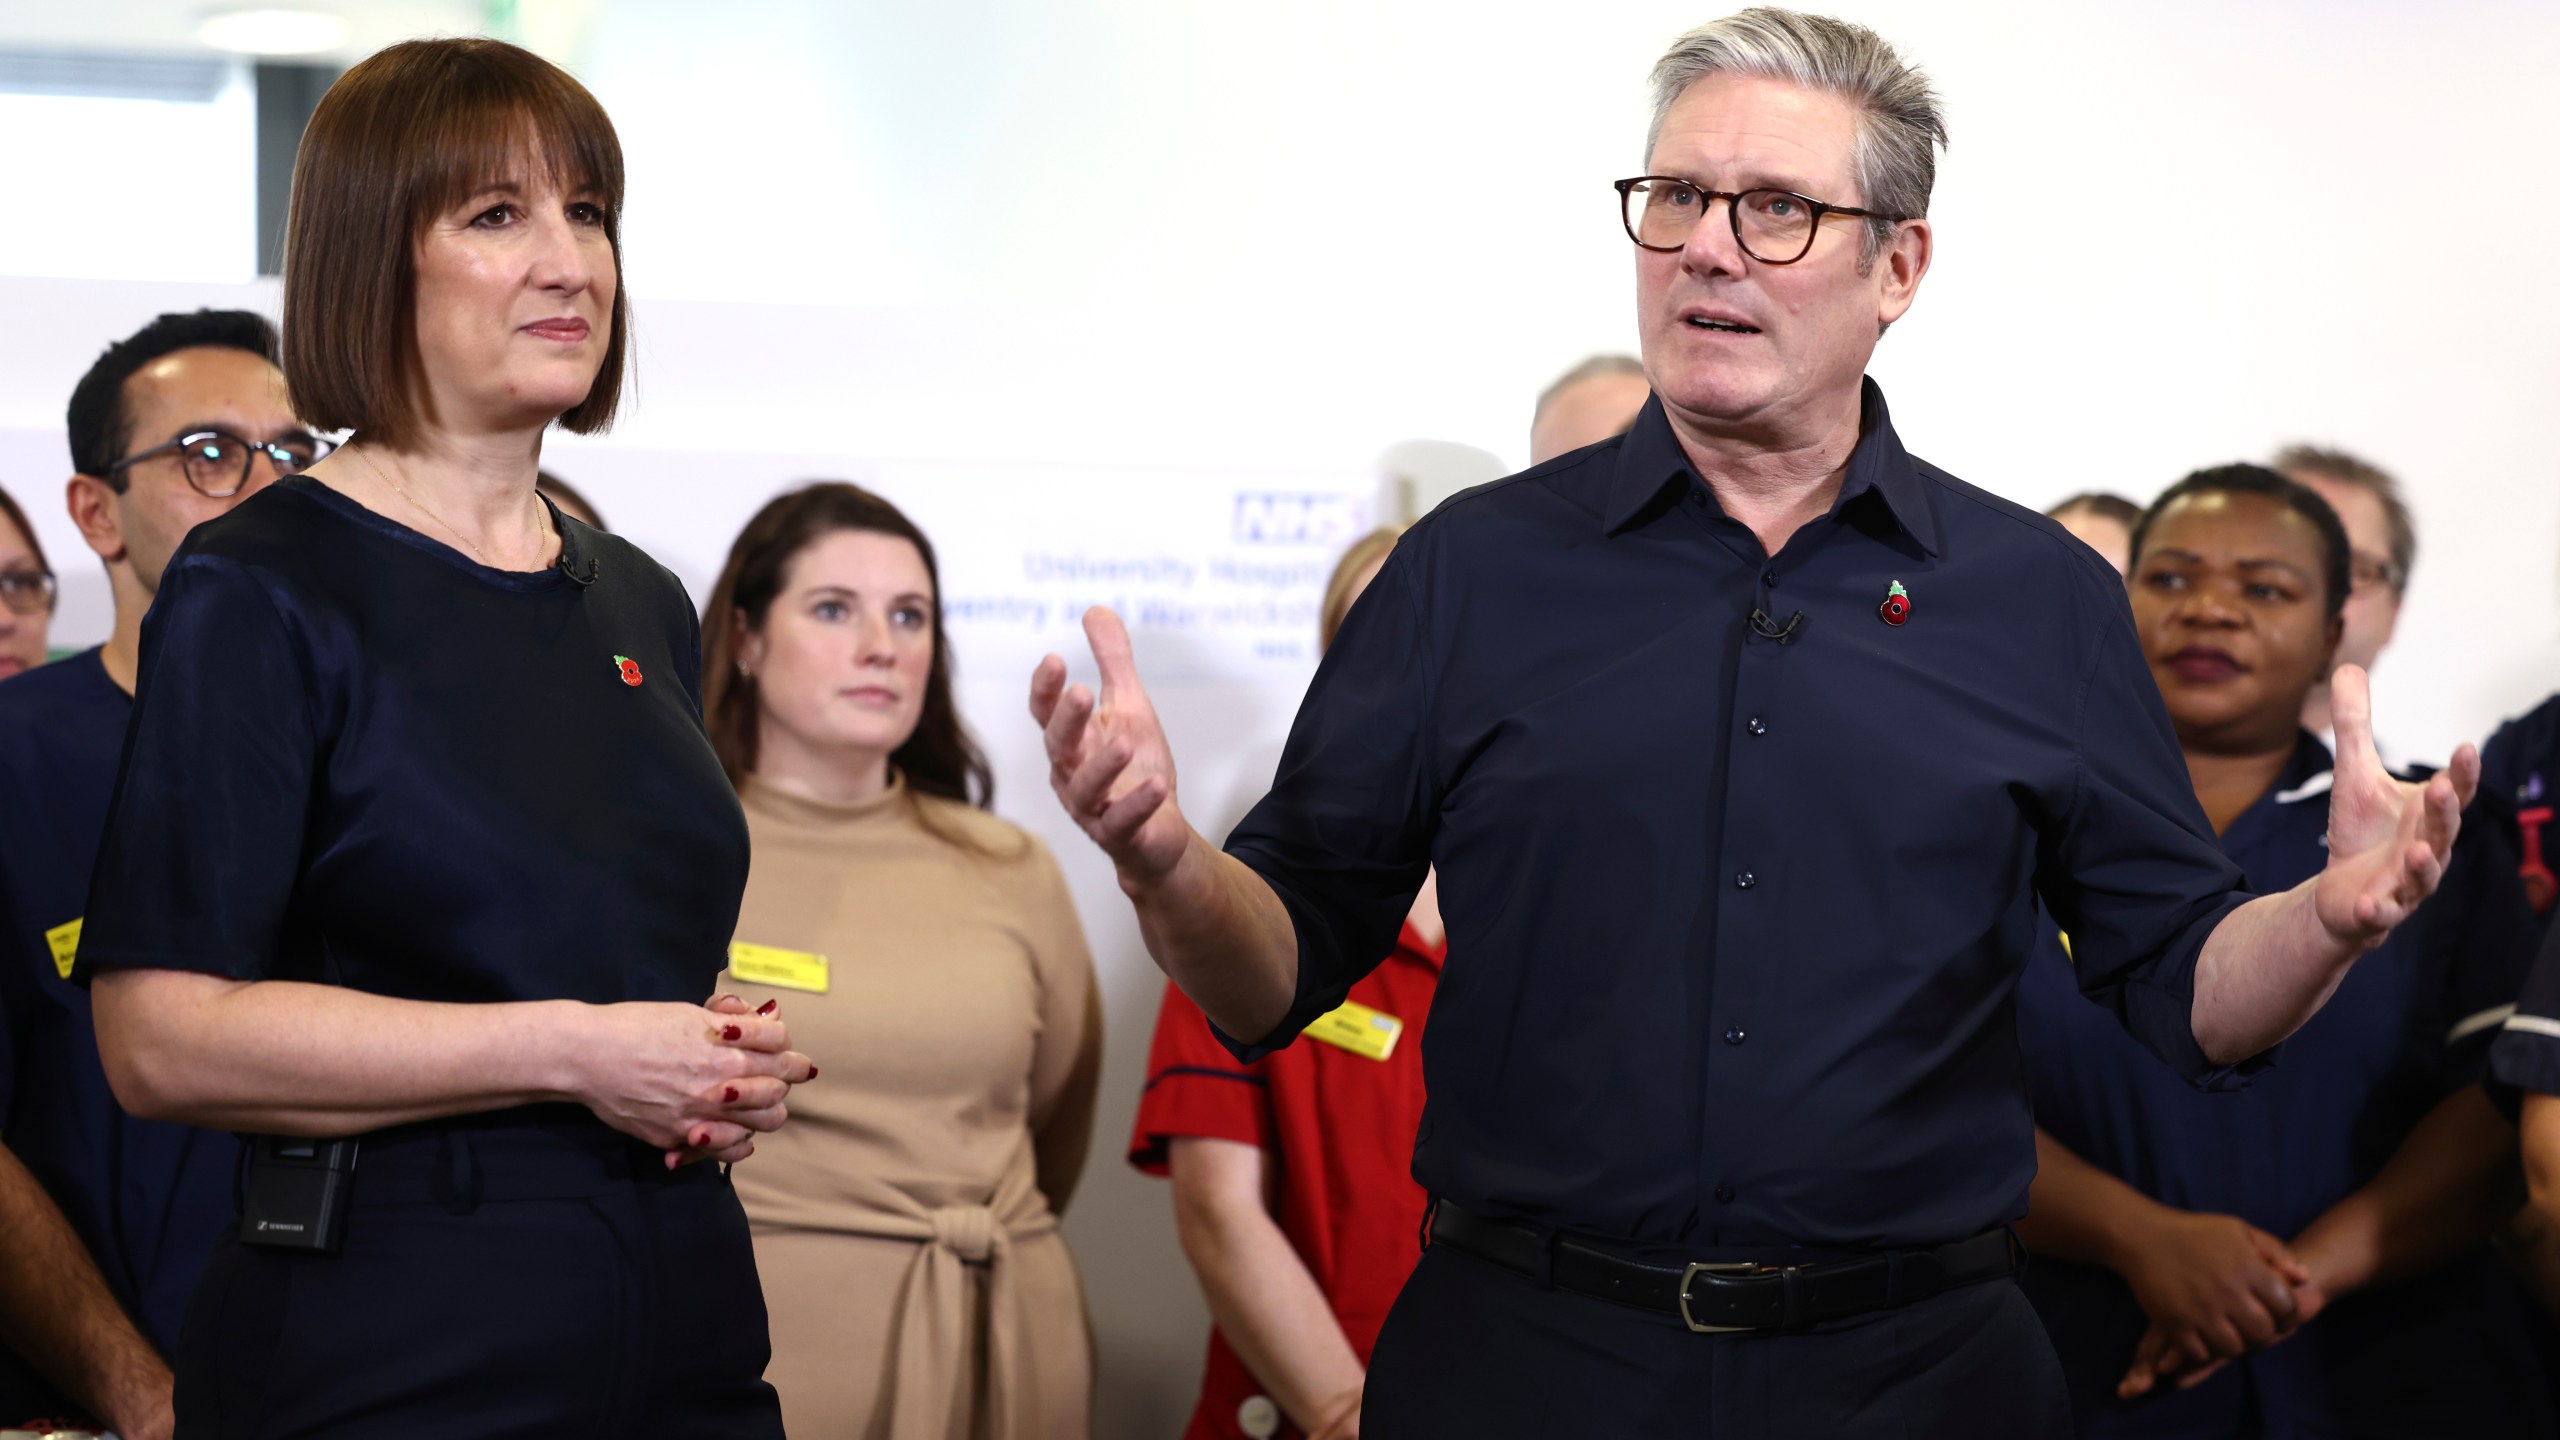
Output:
[727,941,830,994]
[45,918,82,980]
[1304,999,1404,1062]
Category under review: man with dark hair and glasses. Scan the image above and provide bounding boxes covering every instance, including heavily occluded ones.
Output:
[0,308,312,1437]
[1027,8,2480,1434]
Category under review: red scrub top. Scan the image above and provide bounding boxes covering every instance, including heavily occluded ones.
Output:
[1128,923,1443,1440]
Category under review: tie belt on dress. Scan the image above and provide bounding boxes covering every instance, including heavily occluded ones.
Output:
[870,1200,1058,1440]
[1427,1198,2019,1332]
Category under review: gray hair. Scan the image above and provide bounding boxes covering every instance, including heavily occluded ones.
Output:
[1533,353,1647,424]
[1647,8,1946,259]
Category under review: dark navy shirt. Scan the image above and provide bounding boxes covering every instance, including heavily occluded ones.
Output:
[77,478,748,1020]
[1224,381,2253,1249]
[0,649,237,1411]
[2482,692,2560,926]
[2019,733,2547,1436]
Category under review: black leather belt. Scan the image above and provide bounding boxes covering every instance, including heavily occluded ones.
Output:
[1427,1200,2019,1333]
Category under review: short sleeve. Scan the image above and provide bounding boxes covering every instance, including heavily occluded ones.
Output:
[2035,605,2255,1088]
[74,554,319,984]
[2491,923,2560,1104]
[1127,980,1274,1175]
[1221,542,1438,1059]
[2429,803,2540,1090]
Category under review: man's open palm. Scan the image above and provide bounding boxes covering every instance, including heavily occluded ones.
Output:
[2315,665,2477,942]
[1030,607,1191,885]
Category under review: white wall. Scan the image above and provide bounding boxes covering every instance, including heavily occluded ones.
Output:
[6,2,2560,1433]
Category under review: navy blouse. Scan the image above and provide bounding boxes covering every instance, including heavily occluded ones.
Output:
[2019,733,2547,1435]
[76,478,749,1017]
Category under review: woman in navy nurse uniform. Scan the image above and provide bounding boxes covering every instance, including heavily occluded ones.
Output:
[74,39,809,1438]
[2012,465,2548,1437]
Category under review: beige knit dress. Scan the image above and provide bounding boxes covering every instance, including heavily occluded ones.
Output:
[720,774,1102,1440]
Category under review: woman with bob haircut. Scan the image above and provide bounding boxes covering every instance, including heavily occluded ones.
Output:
[76,38,804,1437]
[703,481,1103,1440]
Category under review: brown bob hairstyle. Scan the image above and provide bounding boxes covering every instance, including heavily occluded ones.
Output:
[282,38,629,447]
[704,483,996,822]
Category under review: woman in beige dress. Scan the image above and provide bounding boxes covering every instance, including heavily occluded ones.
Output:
[704,482,1102,1439]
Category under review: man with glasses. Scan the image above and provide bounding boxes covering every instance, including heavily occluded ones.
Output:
[0,308,317,1437]
[1028,9,2480,1434]
[2275,446,2416,759]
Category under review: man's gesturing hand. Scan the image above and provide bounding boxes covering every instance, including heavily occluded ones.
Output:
[1031,608,1191,888]
[2314,665,2478,945]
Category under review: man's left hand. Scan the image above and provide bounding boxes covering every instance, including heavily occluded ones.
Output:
[2313,665,2477,945]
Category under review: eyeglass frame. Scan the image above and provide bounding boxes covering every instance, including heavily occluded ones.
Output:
[0,564,57,618]
[100,428,335,499]
[1613,176,1910,265]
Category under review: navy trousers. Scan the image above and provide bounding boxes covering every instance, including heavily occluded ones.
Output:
[1366,1241,2073,1438]
[174,1116,784,1439]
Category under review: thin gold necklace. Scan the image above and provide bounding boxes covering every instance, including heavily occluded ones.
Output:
[354,449,549,568]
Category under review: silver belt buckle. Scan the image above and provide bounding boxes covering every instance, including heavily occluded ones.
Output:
[1677,1261,1763,1333]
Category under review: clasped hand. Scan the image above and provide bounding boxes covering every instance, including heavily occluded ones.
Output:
[2116,1212,2326,1399]
[575,993,815,1168]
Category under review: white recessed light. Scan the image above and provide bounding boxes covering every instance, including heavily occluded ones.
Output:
[197,9,353,57]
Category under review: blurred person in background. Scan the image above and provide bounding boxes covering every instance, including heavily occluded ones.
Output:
[1130,526,1439,1440]
[0,308,306,1438]
[0,485,51,676]
[75,42,807,1437]
[706,482,1102,1440]
[2045,491,2141,577]
[537,468,605,529]
[2014,465,2546,1436]
[2274,445,2413,753]
[1526,353,1650,465]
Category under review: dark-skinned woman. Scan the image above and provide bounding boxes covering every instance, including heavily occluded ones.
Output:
[2011,464,2548,1437]
[73,40,806,1437]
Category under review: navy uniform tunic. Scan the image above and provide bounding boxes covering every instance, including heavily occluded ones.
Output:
[73,478,783,1438]
[0,649,237,1419]
[1223,383,2258,1435]
[2482,692,2560,925]
[2018,733,2549,1437]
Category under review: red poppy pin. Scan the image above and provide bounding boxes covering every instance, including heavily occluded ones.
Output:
[612,654,643,686]
[1878,580,1911,627]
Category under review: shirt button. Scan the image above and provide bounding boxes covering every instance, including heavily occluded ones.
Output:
[1734,871,1756,889]
[1714,1183,1736,1204]
[1762,570,1778,588]
[1747,716,1767,736]
[1723,1027,1746,1046]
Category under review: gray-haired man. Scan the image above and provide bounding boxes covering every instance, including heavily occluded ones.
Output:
[1029,10,2475,1434]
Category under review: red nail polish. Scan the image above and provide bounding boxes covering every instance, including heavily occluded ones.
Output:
[724,1085,739,1103]
[721,1025,742,1041]
[690,1129,708,1148]
[805,1065,819,1081]
[756,999,779,1016]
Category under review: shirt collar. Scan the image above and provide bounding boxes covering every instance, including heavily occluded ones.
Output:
[2219,730,2338,858]
[1602,376,1942,557]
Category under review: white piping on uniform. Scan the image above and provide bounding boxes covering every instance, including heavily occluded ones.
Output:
[2274,771,2335,805]
[2503,1014,2560,1041]
[2447,1004,2518,1045]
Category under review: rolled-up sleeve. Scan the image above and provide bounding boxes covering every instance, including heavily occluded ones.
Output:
[2035,605,2256,1088]
[1220,543,1439,1061]
[75,553,318,985]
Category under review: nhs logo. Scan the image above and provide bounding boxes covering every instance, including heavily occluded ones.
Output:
[1232,492,1365,547]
